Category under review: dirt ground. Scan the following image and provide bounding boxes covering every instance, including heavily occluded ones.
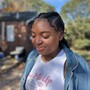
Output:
[0,56,25,90]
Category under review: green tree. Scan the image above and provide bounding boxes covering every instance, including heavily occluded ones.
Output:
[65,17,90,49]
[60,0,90,50]
[3,0,54,12]
[61,0,90,20]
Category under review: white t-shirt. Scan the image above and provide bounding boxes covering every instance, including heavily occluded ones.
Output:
[25,49,66,90]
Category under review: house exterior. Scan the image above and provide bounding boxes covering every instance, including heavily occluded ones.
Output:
[0,11,37,57]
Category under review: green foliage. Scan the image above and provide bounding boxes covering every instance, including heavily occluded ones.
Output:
[60,0,90,50]
[61,0,90,20]
[72,39,90,49]
[24,0,55,12]
[4,0,55,12]
[65,17,90,49]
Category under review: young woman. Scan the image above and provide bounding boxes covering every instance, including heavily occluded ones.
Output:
[20,12,90,90]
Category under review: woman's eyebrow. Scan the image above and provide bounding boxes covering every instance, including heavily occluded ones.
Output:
[31,30,35,34]
[31,30,51,34]
[40,31,51,34]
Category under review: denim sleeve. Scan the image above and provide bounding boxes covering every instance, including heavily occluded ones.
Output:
[74,53,90,90]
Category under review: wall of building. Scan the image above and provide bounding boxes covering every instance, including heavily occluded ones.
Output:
[0,21,34,56]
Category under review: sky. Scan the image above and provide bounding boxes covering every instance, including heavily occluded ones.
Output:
[43,0,69,12]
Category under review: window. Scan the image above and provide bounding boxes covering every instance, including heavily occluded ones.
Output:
[6,25,15,42]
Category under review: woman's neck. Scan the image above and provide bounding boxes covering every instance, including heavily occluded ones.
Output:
[41,47,61,62]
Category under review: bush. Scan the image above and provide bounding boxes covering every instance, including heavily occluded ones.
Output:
[72,39,90,50]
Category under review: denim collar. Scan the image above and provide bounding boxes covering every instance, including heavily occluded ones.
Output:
[62,44,78,71]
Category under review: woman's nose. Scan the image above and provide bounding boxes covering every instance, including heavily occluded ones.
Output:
[35,36,42,45]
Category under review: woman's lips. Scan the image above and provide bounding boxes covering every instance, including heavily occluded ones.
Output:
[36,47,44,52]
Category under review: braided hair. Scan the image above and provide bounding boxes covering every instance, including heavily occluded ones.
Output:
[31,12,69,48]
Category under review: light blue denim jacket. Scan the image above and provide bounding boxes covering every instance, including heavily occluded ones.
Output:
[20,44,90,90]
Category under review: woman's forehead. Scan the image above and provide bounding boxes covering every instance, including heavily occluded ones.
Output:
[32,18,57,34]
[32,18,52,29]
[33,18,49,26]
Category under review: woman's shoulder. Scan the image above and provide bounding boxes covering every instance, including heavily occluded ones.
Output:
[74,53,88,64]
[74,52,90,72]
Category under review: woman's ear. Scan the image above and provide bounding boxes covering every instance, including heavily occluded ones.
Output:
[59,31,64,41]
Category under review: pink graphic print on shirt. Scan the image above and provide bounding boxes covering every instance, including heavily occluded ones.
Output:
[26,72,53,90]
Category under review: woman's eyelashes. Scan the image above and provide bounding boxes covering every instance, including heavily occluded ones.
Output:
[31,33,50,39]
[31,35,49,39]
[31,35,36,39]
[42,34,50,39]
[31,32,36,39]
